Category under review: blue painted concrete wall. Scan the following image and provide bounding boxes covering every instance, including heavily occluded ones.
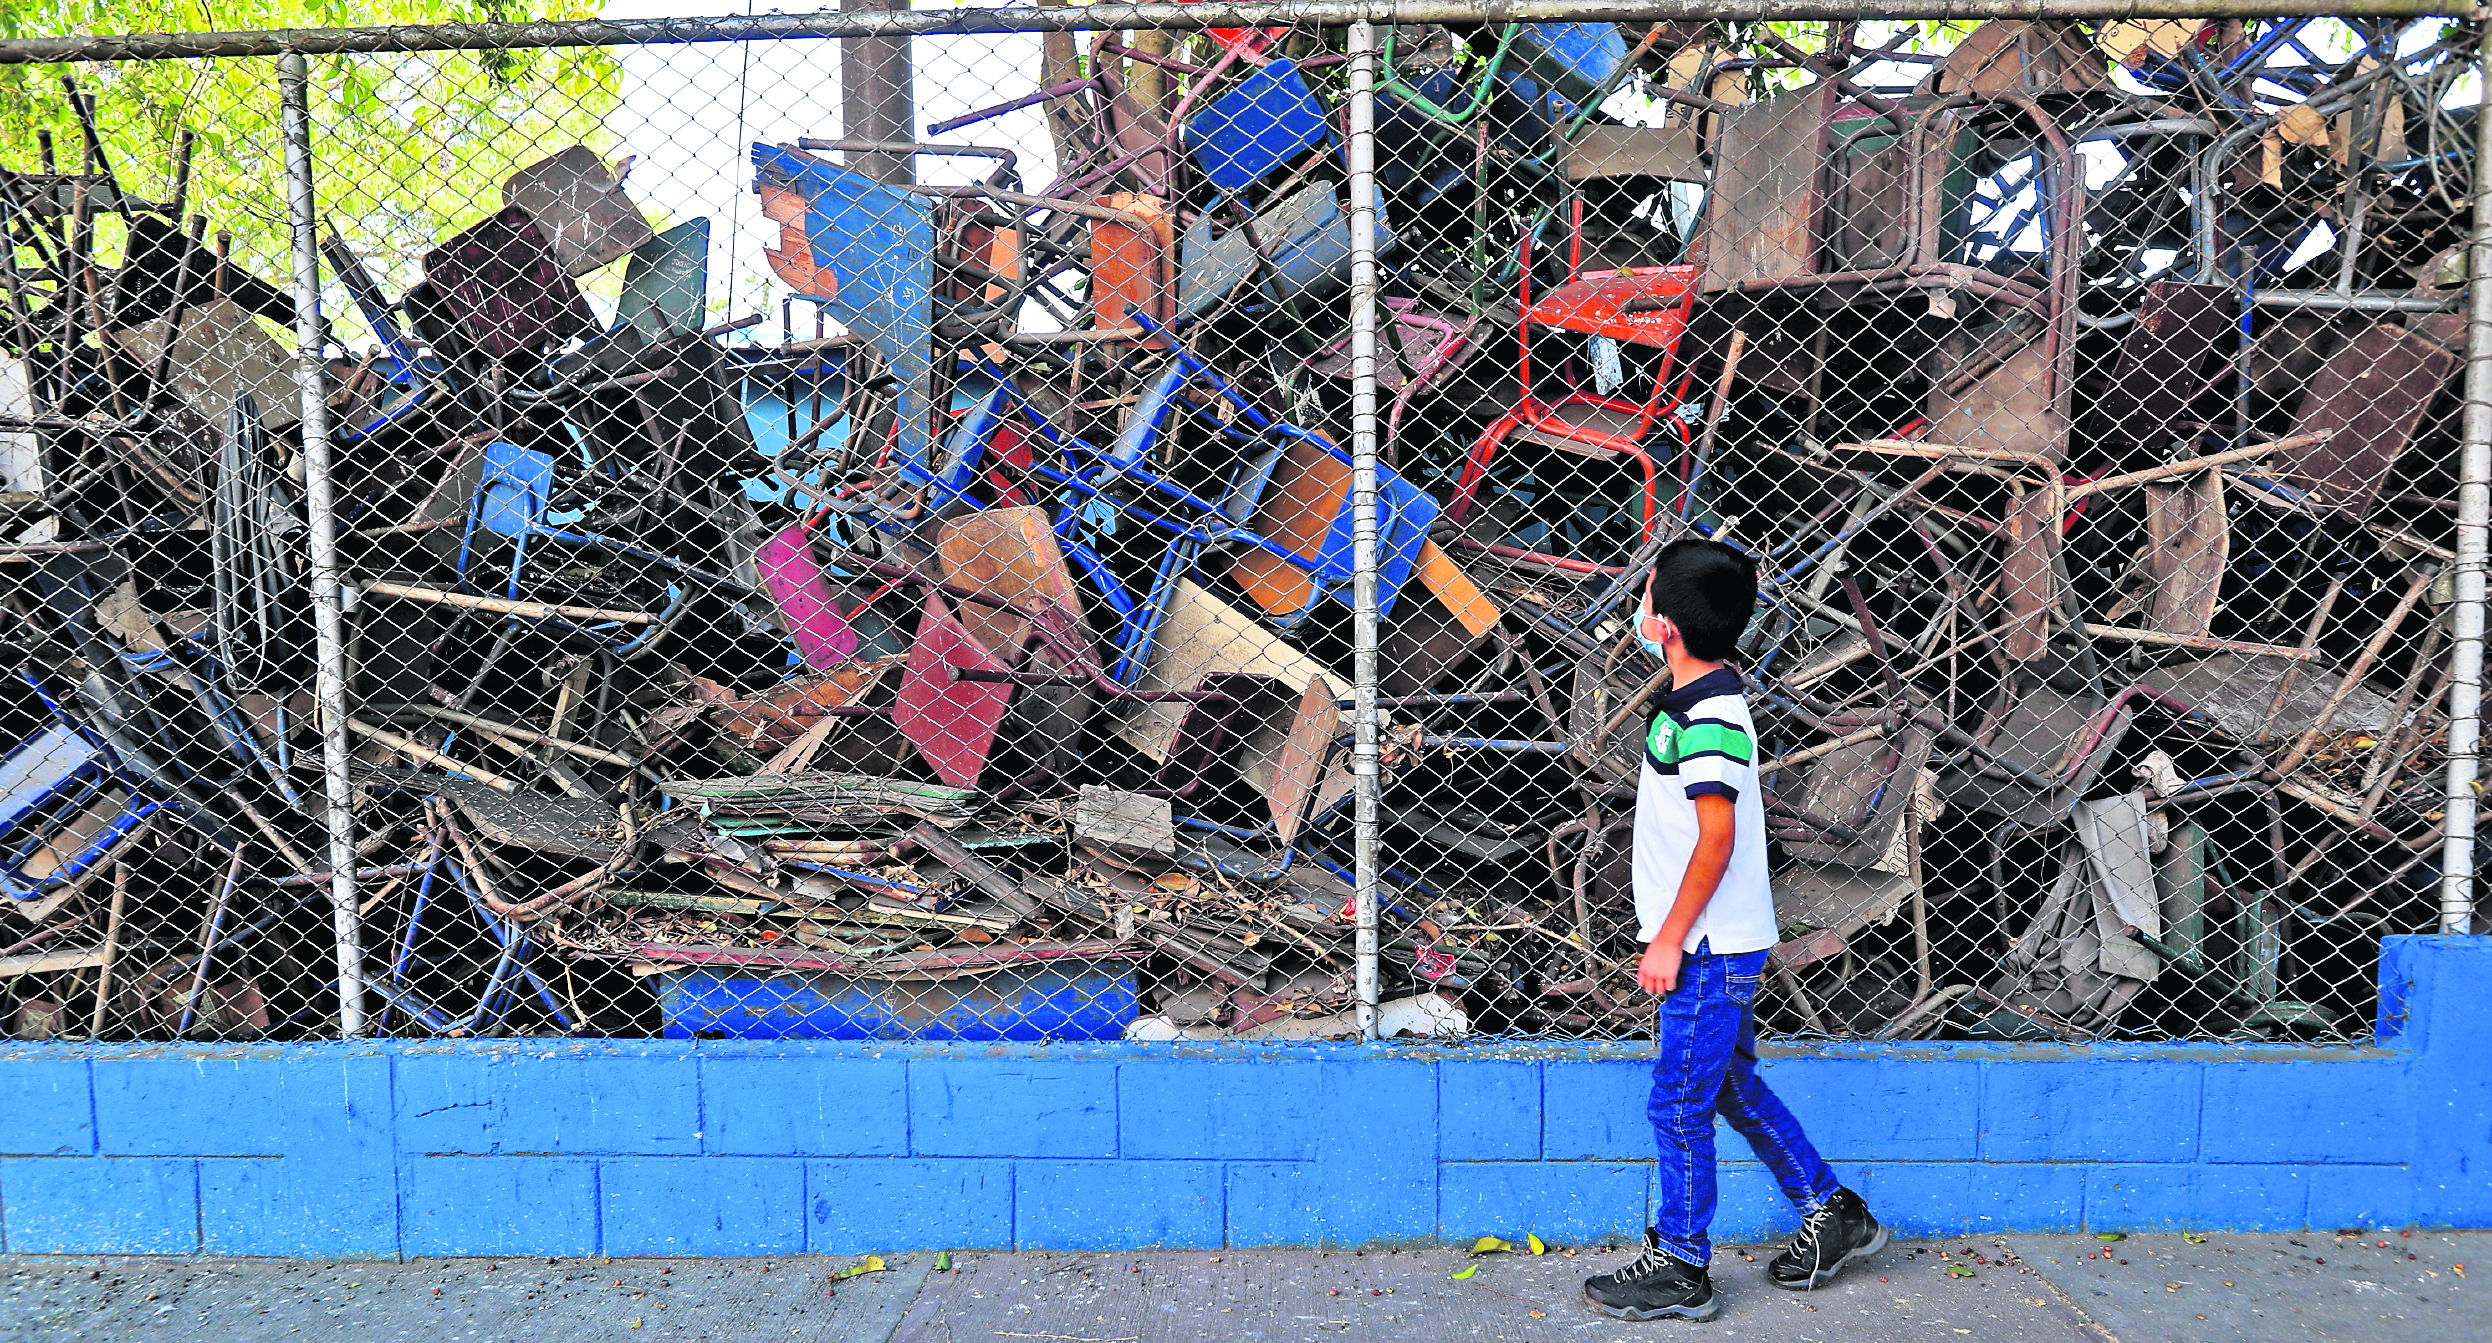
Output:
[1,935,2483,1257]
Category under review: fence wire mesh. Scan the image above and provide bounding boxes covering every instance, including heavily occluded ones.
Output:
[0,8,2483,1047]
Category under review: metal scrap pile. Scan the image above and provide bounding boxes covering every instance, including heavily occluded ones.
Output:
[0,17,2480,1042]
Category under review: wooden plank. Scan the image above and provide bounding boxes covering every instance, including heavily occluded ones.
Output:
[1697,84,1833,290]
[1564,124,1708,183]
[907,820,1044,919]
[936,505,1085,660]
[1075,786,1175,858]
[1249,676,1340,844]
[0,947,107,978]
[1115,579,1351,762]
[2139,470,2227,639]
[1414,539,1500,639]
[448,785,621,860]
[607,890,782,916]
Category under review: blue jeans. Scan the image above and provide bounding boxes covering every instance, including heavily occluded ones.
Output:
[1647,941,1840,1266]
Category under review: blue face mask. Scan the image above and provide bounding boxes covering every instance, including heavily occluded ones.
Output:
[1637,609,1671,663]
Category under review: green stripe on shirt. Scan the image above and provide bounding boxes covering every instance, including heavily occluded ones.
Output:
[1675,721,1754,764]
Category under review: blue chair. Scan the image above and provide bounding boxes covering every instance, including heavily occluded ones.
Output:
[751,144,938,476]
[0,673,181,904]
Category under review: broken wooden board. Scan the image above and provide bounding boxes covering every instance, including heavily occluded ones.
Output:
[2151,652,2398,744]
[0,946,108,979]
[446,782,622,861]
[2137,469,2227,639]
[1076,786,1176,858]
[1260,677,1340,844]
[710,661,901,751]
[502,145,654,277]
[1698,83,1834,290]
[1115,579,1358,822]
[107,297,299,431]
[936,505,1086,662]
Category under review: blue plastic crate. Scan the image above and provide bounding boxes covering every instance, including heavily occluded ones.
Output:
[1185,58,1331,195]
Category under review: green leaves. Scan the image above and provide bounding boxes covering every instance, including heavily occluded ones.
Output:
[1946,1263,1976,1278]
[933,1250,953,1272]
[834,1256,888,1280]
[1527,1233,1548,1256]
[1,0,619,335]
[1469,1236,1510,1255]
[1450,1264,1478,1280]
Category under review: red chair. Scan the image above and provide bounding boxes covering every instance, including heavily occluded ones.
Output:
[1447,215,1703,562]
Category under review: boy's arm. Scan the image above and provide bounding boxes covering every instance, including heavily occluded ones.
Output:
[1636,794,1734,995]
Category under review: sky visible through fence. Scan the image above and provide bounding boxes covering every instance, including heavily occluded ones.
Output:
[0,5,2484,1051]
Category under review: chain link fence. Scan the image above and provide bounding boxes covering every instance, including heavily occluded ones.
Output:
[0,4,2483,1047]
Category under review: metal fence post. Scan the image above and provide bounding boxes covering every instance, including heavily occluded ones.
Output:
[2441,27,2492,937]
[280,51,367,1034]
[1346,16,1383,1037]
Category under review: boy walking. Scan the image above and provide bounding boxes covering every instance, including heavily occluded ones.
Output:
[1583,540,1885,1322]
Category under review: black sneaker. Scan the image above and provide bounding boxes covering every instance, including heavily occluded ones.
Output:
[1767,1187,1888,1290]
[1583,1229,1721,1321]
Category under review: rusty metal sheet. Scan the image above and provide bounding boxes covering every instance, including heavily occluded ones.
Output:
[1940,684,2123,822]
[1562,124,1707,183]
[2285,321,2459,517]
[447,782,620,861]
[2102,281,2236,436]
[1997,484,2063,663]
[1928,20,2111,96]
[1926,336,2065,464]
[501,145,655,277]
[2138,470,2227,639]
[936,506,1086,664]
[1820,122,1916,274]
[1697,83,1833,291]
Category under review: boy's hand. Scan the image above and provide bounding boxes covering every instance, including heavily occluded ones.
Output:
[1637,938,1683,996]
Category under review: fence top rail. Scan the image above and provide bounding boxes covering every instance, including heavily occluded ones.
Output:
[0,0,2472,66]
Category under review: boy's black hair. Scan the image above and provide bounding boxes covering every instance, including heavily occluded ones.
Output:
[1646,539,1757,663]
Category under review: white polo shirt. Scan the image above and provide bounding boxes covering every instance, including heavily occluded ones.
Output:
[1631,666,1779,955]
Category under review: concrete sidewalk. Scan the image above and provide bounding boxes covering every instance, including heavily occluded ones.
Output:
[3,1231,2479,1342]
